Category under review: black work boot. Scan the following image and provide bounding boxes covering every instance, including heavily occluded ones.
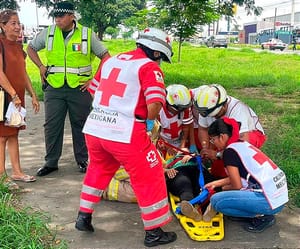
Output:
[244,215,275,233]
[75,211,94,232]
[78,161,88,173]
[144,227,177,247]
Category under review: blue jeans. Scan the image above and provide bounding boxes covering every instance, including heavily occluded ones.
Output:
[210,190,285,217]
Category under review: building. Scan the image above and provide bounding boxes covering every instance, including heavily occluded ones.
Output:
[243,11,300,44]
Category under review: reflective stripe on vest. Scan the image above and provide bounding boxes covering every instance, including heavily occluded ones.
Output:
[47,25,56,51]
[45,24,92,88]
[48,65,92,75]
[47,25,88,55]
[81,26,88,55]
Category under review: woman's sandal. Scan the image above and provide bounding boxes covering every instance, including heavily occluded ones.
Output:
[11,174,36,183]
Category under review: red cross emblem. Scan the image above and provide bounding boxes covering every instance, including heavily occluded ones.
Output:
[166,36,170,44]
[98,68,127,106]
[164,121,181,139]
[173,93,179,100]
[250,145,277,170]
[146,150,157,163]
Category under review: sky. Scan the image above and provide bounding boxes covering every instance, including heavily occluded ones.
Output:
[18,0,300,31]
[18,1,52,29]
[235,0,300,25]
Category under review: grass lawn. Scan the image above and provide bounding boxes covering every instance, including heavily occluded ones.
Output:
[25,40,300,207]
[0,40,298,248]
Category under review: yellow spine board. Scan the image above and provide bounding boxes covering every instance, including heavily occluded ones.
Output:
[169,193,224,241]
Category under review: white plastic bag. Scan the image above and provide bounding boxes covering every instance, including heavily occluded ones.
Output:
[5,102,26,127]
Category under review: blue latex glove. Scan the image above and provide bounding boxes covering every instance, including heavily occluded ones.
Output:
[146,119,155,132]
[189,144,198,154]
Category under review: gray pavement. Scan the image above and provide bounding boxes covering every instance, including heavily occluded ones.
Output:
[9,95,300,249]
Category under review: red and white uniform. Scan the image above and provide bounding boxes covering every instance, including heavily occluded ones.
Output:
[159,106,193,147]
[199,96,266,148]
[79,48,172,230]
[190,87,203,150]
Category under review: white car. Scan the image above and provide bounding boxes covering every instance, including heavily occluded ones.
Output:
[261,38,287,51]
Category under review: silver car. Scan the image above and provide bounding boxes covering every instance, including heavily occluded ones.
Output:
[205,35,228,48]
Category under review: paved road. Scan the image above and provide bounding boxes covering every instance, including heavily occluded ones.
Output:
[9,96,300,249]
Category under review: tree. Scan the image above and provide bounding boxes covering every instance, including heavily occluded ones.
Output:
[105,26,120,39]
[7,0,146,41]
[0,0,19,10]
[152,0,220,62]
[152,0,262,62]
[72,0,146,40]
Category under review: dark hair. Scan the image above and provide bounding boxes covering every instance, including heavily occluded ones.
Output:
[137,43,168,62]
[208,118,233,137]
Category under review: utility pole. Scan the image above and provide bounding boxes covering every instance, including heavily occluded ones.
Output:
[290,0,295,45]
[227,16,230,32]
[291,0,295,28]
[35,2,39,31]
[273,8,277,38]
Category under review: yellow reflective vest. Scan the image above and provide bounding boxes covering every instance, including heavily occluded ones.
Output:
[45,24,94,88]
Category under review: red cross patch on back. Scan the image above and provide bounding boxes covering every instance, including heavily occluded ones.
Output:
[98,68,127,106]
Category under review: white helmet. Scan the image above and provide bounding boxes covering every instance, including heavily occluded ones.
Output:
[166,84,192,111]
[136,27,173,63]
[194,84,227,117]
[190,85,208,99]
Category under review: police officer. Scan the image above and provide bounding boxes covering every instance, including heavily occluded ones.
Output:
[27,1,110,176]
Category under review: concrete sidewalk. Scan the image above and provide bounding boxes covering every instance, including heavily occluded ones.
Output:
[11,96,300,249]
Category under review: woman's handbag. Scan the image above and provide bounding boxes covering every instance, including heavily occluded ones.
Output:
[4,102,26,127]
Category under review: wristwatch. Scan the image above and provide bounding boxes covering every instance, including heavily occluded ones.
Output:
[216,151,223,160]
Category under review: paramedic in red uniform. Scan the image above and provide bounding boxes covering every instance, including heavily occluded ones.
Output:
[75,27,177,247]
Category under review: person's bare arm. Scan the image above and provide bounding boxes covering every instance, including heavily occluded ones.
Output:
[24,72,39,113]
[198,126,210,149]
[147,102,162,120]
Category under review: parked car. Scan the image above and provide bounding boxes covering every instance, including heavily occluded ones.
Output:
[205,35,228,48]
[261,38,287,51]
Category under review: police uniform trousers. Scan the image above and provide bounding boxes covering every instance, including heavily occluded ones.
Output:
[43,84,92,168]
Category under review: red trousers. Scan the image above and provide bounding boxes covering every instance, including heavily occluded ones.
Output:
[79,123,172,230]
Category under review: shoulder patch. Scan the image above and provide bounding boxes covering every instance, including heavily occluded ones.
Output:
[154,70,164,83]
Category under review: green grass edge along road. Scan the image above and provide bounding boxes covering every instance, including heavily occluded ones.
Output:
[1,40,299,248]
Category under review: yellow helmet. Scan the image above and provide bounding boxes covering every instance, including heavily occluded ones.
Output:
[194,84,227,117]
[166,84,192,111]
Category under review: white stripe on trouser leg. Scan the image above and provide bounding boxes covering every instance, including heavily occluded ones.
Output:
[81,184,104,197]
[140,198,169,214]
[80,199,96,210]
[142,211,172,228]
